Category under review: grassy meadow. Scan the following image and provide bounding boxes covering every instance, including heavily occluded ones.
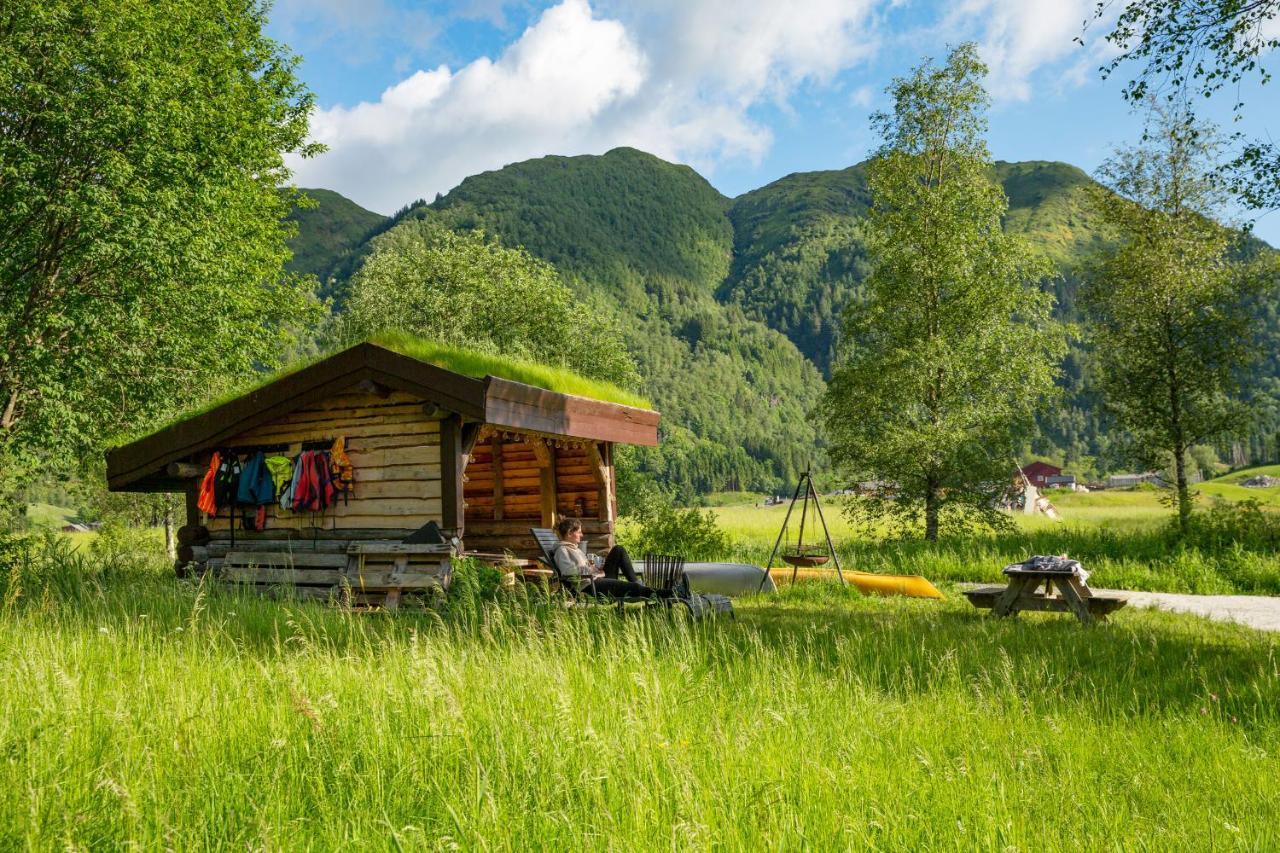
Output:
[707,484,1280,595]
[1,539,1278,849]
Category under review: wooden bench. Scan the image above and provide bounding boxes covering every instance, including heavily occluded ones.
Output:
[964,568,1127,625]
[217,542,452,610]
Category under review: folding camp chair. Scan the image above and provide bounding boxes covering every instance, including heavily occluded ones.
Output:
[644,553,734,619]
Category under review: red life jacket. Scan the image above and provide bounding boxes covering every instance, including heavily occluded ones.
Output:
[291,450,316,512]
[292,451,336,513]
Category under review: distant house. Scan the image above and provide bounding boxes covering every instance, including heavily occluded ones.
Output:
[1019,462,1062,489]
[1045,474,1077,490]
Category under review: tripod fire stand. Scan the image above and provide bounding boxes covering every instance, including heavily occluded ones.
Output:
[758,469,844,591]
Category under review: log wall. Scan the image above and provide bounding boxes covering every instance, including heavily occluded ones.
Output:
[200,389,443,534]
[462,433,615,559]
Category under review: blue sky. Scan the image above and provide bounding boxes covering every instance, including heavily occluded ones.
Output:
[268,0,1280,244]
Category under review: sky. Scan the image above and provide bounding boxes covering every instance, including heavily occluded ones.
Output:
[267,0,1280,244]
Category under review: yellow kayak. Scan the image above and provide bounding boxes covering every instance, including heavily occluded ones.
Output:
[769,567,943,599]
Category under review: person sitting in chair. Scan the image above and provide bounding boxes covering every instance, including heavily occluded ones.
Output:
[553,517,656,599]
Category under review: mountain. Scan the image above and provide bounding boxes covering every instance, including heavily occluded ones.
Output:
[285,189,388,300]
[290,149,1280,489]
[332,149,828,497]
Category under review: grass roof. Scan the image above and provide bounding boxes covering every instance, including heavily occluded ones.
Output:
[371,330,650,408]
[111,331,651,449]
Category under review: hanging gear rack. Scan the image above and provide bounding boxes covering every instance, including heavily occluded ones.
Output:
[759,469,844,591]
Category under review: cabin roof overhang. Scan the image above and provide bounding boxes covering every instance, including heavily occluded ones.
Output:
[106,342,659,492]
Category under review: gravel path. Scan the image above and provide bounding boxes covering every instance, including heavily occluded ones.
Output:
[1094,588,1280,633]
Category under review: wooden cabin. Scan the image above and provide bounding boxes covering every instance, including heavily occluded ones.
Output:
[105,341,659,605]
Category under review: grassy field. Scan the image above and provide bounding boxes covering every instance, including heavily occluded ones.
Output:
[1196,464,1280,506]
[704,486,1280,595]
[1,540,1278,849]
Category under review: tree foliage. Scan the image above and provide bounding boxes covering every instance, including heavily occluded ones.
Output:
[336,220,639,388]
[1092,0,1280,207]
[0,0,321,501]
[823,44,1066,541]
[1083,106,1272,533]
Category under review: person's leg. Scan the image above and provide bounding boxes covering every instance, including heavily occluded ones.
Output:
[586,577,655,599]
[601,545,639,583]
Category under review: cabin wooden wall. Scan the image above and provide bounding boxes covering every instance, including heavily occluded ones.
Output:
[199,389,443,535]
[463,433,616,559]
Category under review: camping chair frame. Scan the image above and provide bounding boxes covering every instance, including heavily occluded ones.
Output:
[642,553,689,600]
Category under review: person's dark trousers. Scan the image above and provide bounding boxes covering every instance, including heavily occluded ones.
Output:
[602,545,638,582]
[580,545,655,598]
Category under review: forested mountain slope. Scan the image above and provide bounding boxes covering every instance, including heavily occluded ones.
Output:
[343,149,827,497]
[291,150,1279,489]
[285,189,387,301]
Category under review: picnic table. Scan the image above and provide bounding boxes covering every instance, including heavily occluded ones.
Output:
[964,556,1127,625]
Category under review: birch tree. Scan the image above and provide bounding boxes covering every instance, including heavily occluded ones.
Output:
[823,44,1065,541]
[1083,106,1269,534]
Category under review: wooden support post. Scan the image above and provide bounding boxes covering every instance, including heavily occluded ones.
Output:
[530,437,557,528]
[184,481,200,529]
[587,442,614,523]
[440,416,466,539]
[491,438,505,521]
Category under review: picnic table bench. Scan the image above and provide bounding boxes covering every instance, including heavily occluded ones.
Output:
[964,557,1127,625]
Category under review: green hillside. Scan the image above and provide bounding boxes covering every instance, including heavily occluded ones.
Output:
[422,147,733,307]
[285,189,387,299]
[720,165,872,369]
[388,148,825,496]
[718,160,1116,374]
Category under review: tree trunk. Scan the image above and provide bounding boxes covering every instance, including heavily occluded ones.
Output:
[924,477,940,542]
[1174,445,1191,538]
[163,498,176,562]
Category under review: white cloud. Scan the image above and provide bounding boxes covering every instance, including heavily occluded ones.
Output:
[849,84,875,108]
[942,0,1102,102]
[287,0,878,213]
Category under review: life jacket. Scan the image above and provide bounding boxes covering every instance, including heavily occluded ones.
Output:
[264,455,294,500]
[292,450,321,513]
[280,453,303,509]
[236,451,275,506]
[214,453,242,509]
[197,452,220,515]
[329,437,353,504]
[313,450,336,510]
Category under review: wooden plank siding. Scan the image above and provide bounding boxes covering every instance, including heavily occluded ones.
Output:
[200,389,444,535]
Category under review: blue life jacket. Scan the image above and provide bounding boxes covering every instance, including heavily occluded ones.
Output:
[236,451,276,506]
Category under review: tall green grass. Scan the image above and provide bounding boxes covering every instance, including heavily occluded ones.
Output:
[1,537,1278,848]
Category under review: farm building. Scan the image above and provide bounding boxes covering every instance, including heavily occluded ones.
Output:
[1019,461,1062,489]
[105,338,659,605]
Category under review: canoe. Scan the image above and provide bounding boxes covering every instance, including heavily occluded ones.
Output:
[636,561,776,596]
[768,567,943,599]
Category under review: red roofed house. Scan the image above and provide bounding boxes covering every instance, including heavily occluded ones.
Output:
[1019,461,1062,489]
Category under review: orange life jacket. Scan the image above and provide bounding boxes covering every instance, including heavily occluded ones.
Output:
[197,451,220,515]
[330,436,353,504]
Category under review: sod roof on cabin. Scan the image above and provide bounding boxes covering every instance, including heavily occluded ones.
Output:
[120,331,650,444]
[106,333,657,491]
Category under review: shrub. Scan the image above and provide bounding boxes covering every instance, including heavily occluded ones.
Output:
[448,556,505,611]
[620,495,729,562]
